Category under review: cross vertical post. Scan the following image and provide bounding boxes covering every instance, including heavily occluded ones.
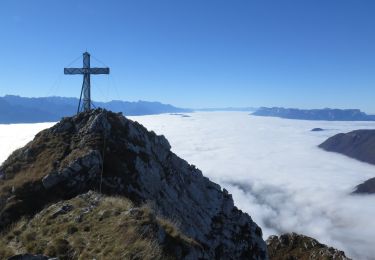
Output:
[64,52,110,113]
[83,52,91,111]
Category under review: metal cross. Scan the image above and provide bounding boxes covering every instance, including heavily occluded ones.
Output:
[64,52,110,113]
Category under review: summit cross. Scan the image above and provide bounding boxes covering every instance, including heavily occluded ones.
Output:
[64,52,110,113]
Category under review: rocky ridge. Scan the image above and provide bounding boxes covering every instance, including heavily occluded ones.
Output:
[267,233,350,260]
[0,109,267,259]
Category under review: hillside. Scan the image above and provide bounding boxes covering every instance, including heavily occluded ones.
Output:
[0,95,192,123]
[0,109,267,259]
[252,107,375,121]
[319,130,375,194]
[0,191,201,259]
[319,130,375,164]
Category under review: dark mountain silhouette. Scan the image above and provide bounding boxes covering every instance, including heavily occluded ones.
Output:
[0,95,192,123]
[354,178,375,194]
[196,107,257,112]
[252,107,375,121]
[311,128,325,132]
[319,130,375,194]
[319,130,375,165]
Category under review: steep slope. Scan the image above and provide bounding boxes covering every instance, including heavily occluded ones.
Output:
[267,233,350,260]
[319,130,375,194]
[0,109,267,259]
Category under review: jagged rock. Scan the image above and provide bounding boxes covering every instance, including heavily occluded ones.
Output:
[267,233,350,260]
[0,109,267,259]
[311,128,324,132]
[49,204,73,219]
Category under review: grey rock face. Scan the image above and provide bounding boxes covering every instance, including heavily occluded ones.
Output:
[0,109,267,259]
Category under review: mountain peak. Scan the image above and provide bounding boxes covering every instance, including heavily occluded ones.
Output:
[0,108,267,259]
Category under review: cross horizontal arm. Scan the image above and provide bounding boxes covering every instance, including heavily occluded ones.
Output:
[64,68,84,74]
[89,68,110,74]
[64,68,110,75]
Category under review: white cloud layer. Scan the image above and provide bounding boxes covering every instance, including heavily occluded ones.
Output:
[130,112,375,259]
[1,112,375,259]
[0,122,54,163]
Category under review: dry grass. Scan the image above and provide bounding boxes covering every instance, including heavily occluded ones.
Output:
[157,217,200,248]
[0,193,197,259]
[0,133,70,194]
[0,130,100,199]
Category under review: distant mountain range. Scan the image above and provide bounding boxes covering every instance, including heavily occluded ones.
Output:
[196,107,256,112]
[0,95,192,123]
[252,107,375,121]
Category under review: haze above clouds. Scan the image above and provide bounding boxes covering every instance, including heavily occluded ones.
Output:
[1,112,375,259]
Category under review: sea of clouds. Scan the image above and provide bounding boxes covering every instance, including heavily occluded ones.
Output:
[1,112,375,259]
[130,112,375,259]
[0,122,54,163]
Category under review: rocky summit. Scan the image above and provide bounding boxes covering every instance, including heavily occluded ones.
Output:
[0,109,267,259]
[267,233,350,260]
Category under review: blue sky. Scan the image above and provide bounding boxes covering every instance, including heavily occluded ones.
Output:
[0,1,375,111]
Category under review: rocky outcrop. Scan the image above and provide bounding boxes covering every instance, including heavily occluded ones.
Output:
[0,109,267,259]
[319,130,375,194]
[252,107,375,121]
[311,128,324,132]
[267,233,350,260]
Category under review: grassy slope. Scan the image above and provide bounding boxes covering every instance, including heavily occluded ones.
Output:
[0,192,199,260]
